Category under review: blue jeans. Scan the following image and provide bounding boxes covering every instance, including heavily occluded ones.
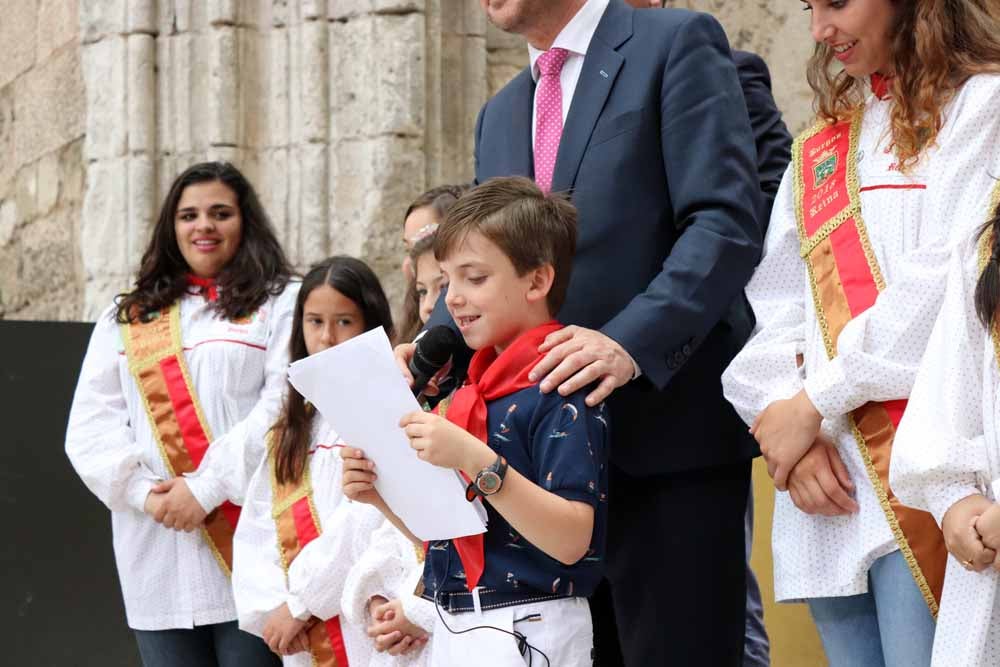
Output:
[134,620,280,667]
[807,550,935,667]
[744,490,770,667]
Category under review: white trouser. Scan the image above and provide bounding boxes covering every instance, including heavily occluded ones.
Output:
[429,596,592,666]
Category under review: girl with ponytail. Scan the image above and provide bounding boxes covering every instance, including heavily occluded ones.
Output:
[723,1,1000,664]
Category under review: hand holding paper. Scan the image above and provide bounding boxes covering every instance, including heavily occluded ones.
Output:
[287,327,485,541]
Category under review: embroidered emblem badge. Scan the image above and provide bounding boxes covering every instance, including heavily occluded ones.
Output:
[813,151,837,188]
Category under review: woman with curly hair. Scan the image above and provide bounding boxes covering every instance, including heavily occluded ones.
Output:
[66,161,297,666]
[723,1,1000,664]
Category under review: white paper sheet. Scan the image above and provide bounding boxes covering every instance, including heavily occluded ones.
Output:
[287,326,486,541]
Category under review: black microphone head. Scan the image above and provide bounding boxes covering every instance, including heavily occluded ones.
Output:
[412,326,462,377]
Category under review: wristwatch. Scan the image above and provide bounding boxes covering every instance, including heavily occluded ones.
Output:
[466,455,509,501]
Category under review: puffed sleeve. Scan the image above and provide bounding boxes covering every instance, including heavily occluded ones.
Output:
[891,240,992,525]
[722,168,807,425]
[286,499,386,622]
[65,305,161,513]
[186,282,300,511]
[232,456,297,637]
[341,519,435,634]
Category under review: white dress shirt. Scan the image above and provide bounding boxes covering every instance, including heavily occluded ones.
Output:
[528,0,643,379]
[722,74,1000,602]
[892,242,1000,667]
[65,284,298,630]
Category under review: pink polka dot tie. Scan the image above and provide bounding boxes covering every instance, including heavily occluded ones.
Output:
[534,48,570,193]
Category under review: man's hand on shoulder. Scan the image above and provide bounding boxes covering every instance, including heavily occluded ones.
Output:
[528,326,635,406]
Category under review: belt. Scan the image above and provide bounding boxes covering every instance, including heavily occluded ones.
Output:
[423,587,569,614]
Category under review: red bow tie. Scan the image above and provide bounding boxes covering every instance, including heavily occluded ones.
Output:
[186,274,218,302]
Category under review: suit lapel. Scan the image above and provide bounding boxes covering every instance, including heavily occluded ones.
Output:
[551,1,634,194]
[509,71,535,179]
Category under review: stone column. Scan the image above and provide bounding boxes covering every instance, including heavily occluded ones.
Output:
[78,0,494,315]
[0,0,86,320]
[80,0,158,318]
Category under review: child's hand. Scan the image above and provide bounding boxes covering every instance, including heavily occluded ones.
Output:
[399,411,495,473]
[143,489,167,518]
[943,494,997,572]
[288,628,312,655]
[340,447,385,508]
[367,598,429,656]
[752,390,823,491]
[147,478,207,531]
[262,603,310,656]
[975,503,1000,554]
[366,595,389,618]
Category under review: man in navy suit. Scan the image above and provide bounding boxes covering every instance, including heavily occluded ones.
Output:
[615,5,791,664]
[472,2,761,663]
[562,28,791,667]
[417,1,764,663]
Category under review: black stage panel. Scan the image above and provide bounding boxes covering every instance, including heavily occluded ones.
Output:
[2,320,140,665]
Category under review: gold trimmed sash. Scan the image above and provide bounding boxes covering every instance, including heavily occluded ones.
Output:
[792,113,947,614]
[270,441,349,667]
[122,304,241,575]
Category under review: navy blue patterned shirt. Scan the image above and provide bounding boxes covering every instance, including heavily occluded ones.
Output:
[423,383,609,600]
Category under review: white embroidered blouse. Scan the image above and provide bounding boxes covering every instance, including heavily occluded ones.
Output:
[233,417,434,666]
[892,240,1000,667]
[65,284,298,630]
[722,74,1000,601]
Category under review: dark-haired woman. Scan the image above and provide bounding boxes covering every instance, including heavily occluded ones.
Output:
[892,218,1000,664]
[65,162,297,666]
[721,0,1000,664]
[232,256,433,666]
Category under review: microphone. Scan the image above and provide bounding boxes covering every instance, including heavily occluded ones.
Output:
[410,325,462,397]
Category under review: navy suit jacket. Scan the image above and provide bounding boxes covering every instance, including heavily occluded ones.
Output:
[436,3,768,475]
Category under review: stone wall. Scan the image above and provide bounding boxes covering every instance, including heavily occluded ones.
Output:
[1,0,817,322]
[77,0,491,319]
[0,0,86,320]
[666,0,814,135]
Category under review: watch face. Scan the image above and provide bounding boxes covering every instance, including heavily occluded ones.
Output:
[477,471,502,495]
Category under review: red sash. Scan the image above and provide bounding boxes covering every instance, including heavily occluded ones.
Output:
[122,304,241,574]
[792,113,946,615]
[436,321,563,591]
[270,440,349,666]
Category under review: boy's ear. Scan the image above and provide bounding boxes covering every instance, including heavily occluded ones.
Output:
[525,264,555,304]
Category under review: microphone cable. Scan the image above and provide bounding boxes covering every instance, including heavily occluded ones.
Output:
[430,550,552,666]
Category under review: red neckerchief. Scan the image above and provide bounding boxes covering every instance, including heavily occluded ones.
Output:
[186,274,218,302]
[439,320,563,591]
[871,73,893,101]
